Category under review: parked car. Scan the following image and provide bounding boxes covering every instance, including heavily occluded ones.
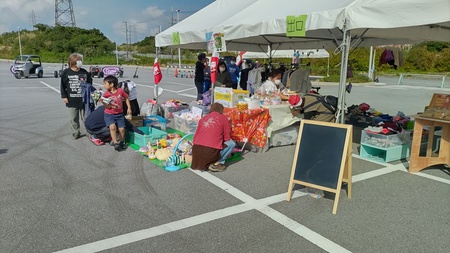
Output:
[13,55,44,79]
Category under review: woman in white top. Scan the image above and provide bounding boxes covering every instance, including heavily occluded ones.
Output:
[257,68,289,100]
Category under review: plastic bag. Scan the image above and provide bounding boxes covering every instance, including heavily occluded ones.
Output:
[202,90,212,106]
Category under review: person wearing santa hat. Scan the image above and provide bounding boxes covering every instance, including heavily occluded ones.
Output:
[288,94,304,117]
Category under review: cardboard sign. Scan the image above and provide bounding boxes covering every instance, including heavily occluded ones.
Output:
[206,32,227,53]
[286,15,307,37]
[172,32,180,45]
[214,87,233,108]
[423,93,450,120]
[191,106,203,118]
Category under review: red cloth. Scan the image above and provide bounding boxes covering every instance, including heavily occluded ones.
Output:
[223,108,271,148]
[193,111,231,150]
[103,88,128,114]
[153,58,162,84]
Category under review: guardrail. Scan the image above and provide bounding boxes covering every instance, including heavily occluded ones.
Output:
[166,65,195,78]
[397,73,447,88]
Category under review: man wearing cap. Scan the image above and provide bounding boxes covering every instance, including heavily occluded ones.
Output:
[227,57,240,89]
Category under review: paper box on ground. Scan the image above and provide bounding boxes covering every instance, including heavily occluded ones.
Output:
[173,110,201,134]
[128,116,144,127]
[144,115,167,131]
[132,126,167,147]
[161,104,189,119]
[214,87,249,108]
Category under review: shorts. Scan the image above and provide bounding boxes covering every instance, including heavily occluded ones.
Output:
[104,113,126,128]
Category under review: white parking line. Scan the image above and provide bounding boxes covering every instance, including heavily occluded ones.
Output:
[40,81,60,94]
[53,147,450,252]
[177,87,197,93]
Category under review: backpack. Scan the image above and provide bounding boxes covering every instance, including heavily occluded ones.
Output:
[118,80,130,95]
[302,94,338,122]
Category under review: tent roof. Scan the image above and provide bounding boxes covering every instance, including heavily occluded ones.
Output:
[156,0,450,51]
[155,0,257,49]
[219,0,450,51]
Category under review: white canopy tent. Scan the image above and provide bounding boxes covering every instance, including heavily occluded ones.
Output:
[155,0,257,50]
[156,0,450,122]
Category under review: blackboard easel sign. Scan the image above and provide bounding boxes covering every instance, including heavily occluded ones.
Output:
[286,120,353,214]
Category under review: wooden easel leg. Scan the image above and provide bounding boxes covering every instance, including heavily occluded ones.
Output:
[332,190,341,215]
[286,181,294,202]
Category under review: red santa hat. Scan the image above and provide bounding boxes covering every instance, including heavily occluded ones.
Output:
[288,95,303,108]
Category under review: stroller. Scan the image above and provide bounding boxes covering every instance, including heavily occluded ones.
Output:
[301,93,338,122]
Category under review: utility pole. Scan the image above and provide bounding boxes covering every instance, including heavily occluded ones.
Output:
[177,9,181,69]
[18,27,22,56]
[170,6,175,64]
[124,21,129,59]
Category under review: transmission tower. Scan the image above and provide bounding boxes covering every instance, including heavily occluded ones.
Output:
[30,10,37,30]
[55,0,76,27]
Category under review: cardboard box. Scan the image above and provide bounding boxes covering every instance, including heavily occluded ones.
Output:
[214,87,249,108]
[128,116,144,127]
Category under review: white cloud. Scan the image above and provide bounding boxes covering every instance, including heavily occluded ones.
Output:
[0,0,54,33]
[143,6,165,19]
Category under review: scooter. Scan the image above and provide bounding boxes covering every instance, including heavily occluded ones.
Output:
[54,58,66,78]
[133,66,139,78]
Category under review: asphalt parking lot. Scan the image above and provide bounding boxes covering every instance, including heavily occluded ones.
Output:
[1,60,449,253]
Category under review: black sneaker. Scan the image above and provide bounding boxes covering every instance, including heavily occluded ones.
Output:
[114,143,121,151]
[119,142,127,150]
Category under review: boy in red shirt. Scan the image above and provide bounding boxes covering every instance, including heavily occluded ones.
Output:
[100,75,131,151]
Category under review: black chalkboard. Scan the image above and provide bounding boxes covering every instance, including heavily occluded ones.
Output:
[293,122,347,189]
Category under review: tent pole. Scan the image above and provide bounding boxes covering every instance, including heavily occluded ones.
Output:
[337,20,351,124]
[368,46,373,79]
[327,56,330,77]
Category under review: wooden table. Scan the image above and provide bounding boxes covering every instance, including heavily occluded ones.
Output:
[409,115,450,173]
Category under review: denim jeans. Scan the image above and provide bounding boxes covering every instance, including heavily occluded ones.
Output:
[219,140,236,164]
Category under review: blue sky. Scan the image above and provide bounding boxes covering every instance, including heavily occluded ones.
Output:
[0,0,215,44]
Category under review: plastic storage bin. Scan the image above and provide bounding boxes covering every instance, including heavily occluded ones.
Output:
[133,126,167,147]
[161,104,189,119]
[144,115,167,131]
[360,130,411,162]
[361,130,410,148]
[173,110,200,134]
[360,143,410,162]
